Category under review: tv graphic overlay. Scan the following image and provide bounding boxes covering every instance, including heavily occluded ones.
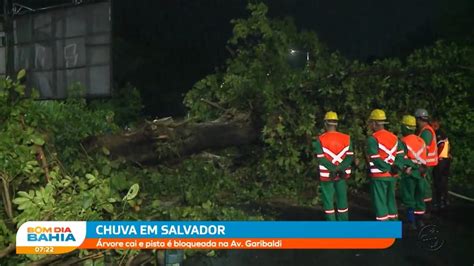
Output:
[16,221,87,254]
[17,221,402,254]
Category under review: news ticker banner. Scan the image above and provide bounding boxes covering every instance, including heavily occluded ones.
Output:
[16,221,401,254]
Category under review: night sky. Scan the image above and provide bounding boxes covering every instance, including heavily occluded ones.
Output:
[4,0,474,116]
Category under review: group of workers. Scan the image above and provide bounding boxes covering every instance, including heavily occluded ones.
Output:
[312,109,451,228]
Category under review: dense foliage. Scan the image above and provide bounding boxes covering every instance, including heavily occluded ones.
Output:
[1,2,473,265]
[0,76,262,264]
[185,3,474,195]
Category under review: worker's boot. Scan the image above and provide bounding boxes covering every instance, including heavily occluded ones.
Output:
[407,208,417,230]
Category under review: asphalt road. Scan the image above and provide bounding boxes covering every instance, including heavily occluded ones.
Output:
[184,201,474,266]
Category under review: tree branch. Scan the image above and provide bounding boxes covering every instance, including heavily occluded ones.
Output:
[0,174,13,220]
[35,145,50,183]
[200,98,226,111]
[0,243,15,259]
[84,113,258,165]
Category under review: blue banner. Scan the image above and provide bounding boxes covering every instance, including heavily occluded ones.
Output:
[85,221,402,239]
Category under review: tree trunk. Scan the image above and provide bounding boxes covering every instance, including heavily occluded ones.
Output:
[84,112,258,165]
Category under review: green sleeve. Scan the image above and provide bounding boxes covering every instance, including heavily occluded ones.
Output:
[420,130,433,146]
[393,139,407,169]
[312,138,337,172]
[367,136,392,172]
[398,140,415,168]
[399,140,424,178]
[338,138,353,170]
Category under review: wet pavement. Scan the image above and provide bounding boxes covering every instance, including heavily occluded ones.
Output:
[184,199,474,266]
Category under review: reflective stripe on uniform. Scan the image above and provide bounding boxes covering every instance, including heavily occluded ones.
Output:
[369,162,383,173]
[319,172,330,177]
[322,146,350,164]
[325,209,335,214]
[338,208,349,213]
[378,141,398,164]
[419,125,438,166]
[406,144,427,165]
[438,139,449,158]
[319,165,351,177]
[319,165,330,177]
[319,144,352,179]
[376,215,389,221]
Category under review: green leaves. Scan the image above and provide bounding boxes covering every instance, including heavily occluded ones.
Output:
[184,2,474,199]
[12,195,31,209]
[12,186,55,225]
[102,146,110,156]
[86,173,97,184]
[1,5,473,265]
[30,135,45,146]
[123,183,140,201]
[17,69,26,80]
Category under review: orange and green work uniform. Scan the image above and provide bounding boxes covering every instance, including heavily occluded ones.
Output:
[367,129,405,221]
[418,125,438,202]
[312,131,354,221]
[399,134,428,222]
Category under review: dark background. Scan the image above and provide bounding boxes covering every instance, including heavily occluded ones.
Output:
[2,0,474,116]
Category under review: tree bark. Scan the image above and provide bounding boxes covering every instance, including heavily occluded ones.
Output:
[0,243,15,259]
[84,112,258,165]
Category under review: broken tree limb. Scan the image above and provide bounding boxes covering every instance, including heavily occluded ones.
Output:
[0,174,13,220]
[34,145,50,183]
[0,243,15,259]
[84,112,258,165]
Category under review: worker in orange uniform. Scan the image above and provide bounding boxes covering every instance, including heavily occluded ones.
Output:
[399,115,428,228]
[414,109,438,208]
[366,109,405,221]
[312,111,354,221]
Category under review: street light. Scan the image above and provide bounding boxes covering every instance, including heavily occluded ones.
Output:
[287,48,310,69]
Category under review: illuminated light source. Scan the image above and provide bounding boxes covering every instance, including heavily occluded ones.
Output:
[287,48,310,69]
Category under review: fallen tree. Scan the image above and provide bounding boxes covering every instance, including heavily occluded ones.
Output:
[84,111,258,165]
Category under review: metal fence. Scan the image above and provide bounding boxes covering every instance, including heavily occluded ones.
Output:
[2,1,112,98]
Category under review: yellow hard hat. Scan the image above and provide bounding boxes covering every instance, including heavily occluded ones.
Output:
[324,111,338,121]
[402,115,416,127]
[368,109,387,121]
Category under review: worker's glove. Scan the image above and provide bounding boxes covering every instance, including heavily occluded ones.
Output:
[337,170,346,179]
[418,165,427,177]
[390,164,399,175]
[403,166,413,175]
[329,171,338,179]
